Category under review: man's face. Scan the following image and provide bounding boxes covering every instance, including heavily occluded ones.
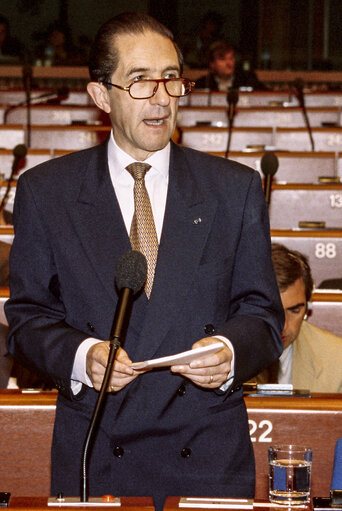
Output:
[210,51,235,79]
[102,30,180,161]
[280,278,307,349]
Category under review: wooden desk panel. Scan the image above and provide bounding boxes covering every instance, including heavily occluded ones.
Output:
[180,127,274,152]
[275,127,342,152]
[8,496,154,510]
[2,105,106,126]
[0,126,25,149]
[0,89,91,106]
[29,125,110,150]
[0,392,340,499]
[0,125,110,151]
[245,394,342,500]
[178,107,341,128]
[268,184,342,229]
[270,229,342,286]
[187,91,342,108]
[310,291,342,337]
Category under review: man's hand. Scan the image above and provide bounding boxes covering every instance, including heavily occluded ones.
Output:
[170,337,232,388]
[86,341,139,392]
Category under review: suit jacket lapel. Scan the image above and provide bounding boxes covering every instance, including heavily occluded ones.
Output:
[72,142,131,300]
[132,143,218,362]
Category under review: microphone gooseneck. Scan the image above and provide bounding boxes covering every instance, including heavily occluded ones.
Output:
[260,151,279,209]
[80,250,147,503]
[292,78,315,152]
[225,89,239,159]
[3,87,70,124]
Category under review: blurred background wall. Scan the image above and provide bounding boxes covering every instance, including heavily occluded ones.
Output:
[0,0,341,70]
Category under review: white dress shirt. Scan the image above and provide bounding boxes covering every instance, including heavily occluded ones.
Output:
[71,132,234,391]
[278,343,293,385]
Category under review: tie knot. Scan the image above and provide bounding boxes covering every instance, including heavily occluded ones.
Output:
[126,162,151,181]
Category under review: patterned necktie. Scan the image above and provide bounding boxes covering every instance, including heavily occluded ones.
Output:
[126,162,158,298]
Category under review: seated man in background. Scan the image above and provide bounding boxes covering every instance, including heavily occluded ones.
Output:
[195,40,266,92]
[256,243,342,393]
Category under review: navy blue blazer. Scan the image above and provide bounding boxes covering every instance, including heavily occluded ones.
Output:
[6,140,283,509]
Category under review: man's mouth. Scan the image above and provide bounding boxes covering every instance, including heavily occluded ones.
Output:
[144,116,168,126]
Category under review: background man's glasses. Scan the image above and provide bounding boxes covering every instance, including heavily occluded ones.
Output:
[102,78,195,99]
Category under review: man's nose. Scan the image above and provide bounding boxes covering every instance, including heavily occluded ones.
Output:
[150,82,170,106]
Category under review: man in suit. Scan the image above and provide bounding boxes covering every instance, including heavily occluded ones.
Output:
[5,12,283,510]
[195,41,266,92]
[256,243,342,392]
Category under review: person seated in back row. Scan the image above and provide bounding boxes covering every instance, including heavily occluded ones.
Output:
[196,40,267,92]
[255,243,342,393]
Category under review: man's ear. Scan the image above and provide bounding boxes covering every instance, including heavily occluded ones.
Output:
[87,82,111,113]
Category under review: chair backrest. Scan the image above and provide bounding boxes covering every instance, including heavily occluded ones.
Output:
[331,438,342,490]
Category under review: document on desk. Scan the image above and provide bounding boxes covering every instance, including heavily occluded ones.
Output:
[131,342,223,370]
[179,498,254,509]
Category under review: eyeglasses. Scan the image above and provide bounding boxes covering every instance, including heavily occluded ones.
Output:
[102,77,195,99]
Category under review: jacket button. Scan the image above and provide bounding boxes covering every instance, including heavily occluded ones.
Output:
[204,324,215,335]
[87,322,95,332]
[113,446,124,458]
[181,448,192,458]
[177,383,186,396]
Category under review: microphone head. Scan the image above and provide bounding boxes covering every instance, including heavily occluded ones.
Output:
[227,88,239,106]
[13,144,27,159]
[260,151,279,177]
[115,250,147,295]
[293,77,304,91]
[56,86,69,98]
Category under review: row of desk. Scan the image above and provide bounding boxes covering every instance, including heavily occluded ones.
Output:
[2,89,342,108]
[2,124,342,153]
[1,104,341,128]
[0,390,340,501]
[1,149,342,183]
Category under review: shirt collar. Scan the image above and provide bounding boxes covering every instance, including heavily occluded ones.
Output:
[108,130,170,180]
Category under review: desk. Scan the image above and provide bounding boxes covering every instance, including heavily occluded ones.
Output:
[164,497,309,510]
[180,127,274,153]
[310,291,342,337]
[181,91,342,108]
[0,89,91,106]
[224,151,338,183]
[0,392,339,499]
[178,106,341,128]
[1,104,107,126]
[268,184,342,229]
[275,127,342,152]
[6,496,154,510]
[0,125,110,150]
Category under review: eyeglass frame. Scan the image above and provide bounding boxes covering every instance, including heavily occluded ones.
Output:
[101,77,195,99]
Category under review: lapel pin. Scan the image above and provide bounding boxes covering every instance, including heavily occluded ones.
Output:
[193,218,202,224]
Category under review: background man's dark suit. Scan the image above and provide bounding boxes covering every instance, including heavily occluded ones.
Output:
[6,140,283,506]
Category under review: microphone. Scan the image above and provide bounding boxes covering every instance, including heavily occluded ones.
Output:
[292,78,315,151]
[0,144,27,215]
[225,89,239,158]
[227,89,239,126]
[80,250,147,503]
[260,151,279,209]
